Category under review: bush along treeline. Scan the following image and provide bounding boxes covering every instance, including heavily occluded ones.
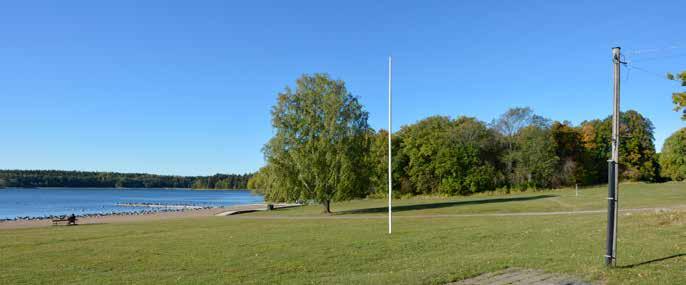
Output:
[248,74,686,212]
[0,170,253,190]
[659,128,686,181]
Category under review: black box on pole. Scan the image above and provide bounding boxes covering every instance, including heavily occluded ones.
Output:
[605,160,617,266]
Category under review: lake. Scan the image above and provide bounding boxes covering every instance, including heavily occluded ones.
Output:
[0,188,264,220]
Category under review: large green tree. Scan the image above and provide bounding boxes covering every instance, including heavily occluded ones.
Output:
[368,130,389,195]
[510,125,559,189]
[618,110,659,181]
[367,129,410,197]
[579,119,612,184]
[492,107,550,188]
[262,74,371,213]
[247,165,277,196]
[397,116,502,195]
[579,110,658,182]
[659,128,686,181]
[667,71,686,120]
[550,121,586,187]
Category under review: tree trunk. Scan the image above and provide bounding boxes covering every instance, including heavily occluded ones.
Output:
[322,200,331,214]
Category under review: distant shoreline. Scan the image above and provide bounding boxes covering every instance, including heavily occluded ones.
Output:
[0,188,263,222]
[0,170,254,191]
[0,202,289,230]
[1,187,251,191]
[0,206,232,229]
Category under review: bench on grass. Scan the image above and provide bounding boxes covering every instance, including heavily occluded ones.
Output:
[52,215,78,226]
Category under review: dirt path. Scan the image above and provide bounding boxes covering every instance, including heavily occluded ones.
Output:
[447,268,592,285]
[227,206,685,220]
[1,205,682,230]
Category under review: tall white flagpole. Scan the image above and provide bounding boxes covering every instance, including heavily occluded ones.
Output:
[388,56,392,234]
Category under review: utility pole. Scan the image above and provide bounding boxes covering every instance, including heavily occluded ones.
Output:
[388,56,393,234]
[606,47,621,266]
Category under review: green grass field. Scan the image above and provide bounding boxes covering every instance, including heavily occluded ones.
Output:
[1,182,684,284]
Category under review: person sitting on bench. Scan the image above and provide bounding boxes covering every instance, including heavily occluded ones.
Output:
[67,214,77,225]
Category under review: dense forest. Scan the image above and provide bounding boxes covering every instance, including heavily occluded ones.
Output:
[248,74,686,210]
[0,170,252,190]
[366,108,663,196]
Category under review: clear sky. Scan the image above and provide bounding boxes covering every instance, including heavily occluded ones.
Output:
[1,1,684,176]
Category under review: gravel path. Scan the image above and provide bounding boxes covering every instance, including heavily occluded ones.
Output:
[448,268,592,285]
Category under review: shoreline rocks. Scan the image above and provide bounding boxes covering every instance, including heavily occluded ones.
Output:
[0,205,216,222]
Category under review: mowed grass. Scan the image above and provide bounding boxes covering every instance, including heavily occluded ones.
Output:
[253,181,686,217]
[0,182,684,285]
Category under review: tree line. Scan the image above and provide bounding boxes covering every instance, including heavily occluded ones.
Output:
[0,170,253,190]
[366,108,665,197]
[248,74,686,212]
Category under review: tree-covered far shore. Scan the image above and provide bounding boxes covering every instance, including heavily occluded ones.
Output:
[0,170,252,190]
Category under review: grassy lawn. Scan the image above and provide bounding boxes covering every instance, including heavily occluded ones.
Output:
[254,181,686,217]
[1,182,684,284]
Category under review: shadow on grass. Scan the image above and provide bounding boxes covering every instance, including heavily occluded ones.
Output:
[72,223,107,227]
[336,194,557,215]
[619,253,685,268]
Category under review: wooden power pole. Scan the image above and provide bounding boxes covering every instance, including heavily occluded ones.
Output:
[606,47,621,266]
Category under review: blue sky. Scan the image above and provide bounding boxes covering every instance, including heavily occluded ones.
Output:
[1,1,684,176]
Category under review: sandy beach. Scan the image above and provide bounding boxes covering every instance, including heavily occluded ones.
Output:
[0,203,296,230]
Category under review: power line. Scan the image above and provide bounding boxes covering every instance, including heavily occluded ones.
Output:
[628,53,686,63]
[623,63,681,83]
[623,45,686,56]
[624,63,631,82]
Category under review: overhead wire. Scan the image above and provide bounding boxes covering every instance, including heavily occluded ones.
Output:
[620,45,685,84]
[624,61,631,83]
[620,46,685,117]
[628,53,686,63]
[623,62,675,82]
[623,45,686,56]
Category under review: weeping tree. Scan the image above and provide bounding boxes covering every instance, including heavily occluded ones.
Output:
[262,74,371,213]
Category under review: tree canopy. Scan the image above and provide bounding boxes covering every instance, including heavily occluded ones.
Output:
[251,105,666,201]
[659,128,686,181]
[510,124,559,189]
[618,110,658,181]
[579,110,658,183]
[259,74,371,213]
[551,121,586,186]
[249,75,674,205]
[667,71,686,120]
[394,116,502,195]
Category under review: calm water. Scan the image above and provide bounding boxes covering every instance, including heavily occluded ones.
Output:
[0,188,263,220]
